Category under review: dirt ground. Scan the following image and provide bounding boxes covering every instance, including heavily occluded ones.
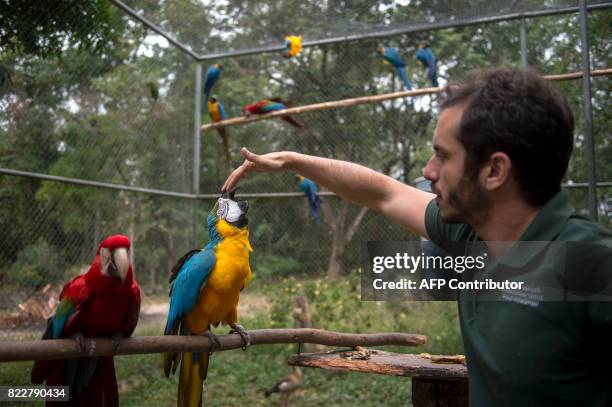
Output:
[0,291,272,339]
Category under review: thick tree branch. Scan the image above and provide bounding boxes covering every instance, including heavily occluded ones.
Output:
[345,206,369,243]
[0,329,427,362]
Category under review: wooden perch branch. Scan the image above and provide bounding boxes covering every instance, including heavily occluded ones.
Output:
[200,87,437,132]
[544,68,612,81]
[200,68,612,133]
[288,350,467,379]
[0,329,426,363]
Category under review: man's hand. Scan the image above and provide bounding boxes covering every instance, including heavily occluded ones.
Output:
[222,148,291,192]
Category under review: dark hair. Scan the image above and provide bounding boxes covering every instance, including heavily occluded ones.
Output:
[440,67,574,206]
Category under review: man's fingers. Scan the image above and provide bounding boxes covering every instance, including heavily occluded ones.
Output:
[222,147,284,192]
[222,169,241,192]
[241,147,261,163]
[222,162,251,191]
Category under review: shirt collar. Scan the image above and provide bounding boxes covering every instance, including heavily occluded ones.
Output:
[493,190,574,268]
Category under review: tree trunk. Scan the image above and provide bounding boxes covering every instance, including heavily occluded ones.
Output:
[323,201,368,277]
[327,232,346,277]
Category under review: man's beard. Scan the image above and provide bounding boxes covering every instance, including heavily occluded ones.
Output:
[441,174,491,226]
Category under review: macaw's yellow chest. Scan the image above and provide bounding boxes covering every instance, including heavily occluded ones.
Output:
[209,103,221,121]
[208,236,252,291]
[186,225,252,333]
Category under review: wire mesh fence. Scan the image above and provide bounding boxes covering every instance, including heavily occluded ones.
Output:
[0,1,610,340]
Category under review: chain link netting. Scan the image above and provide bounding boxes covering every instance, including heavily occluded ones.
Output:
[0,2,610,339]
[118,0,610,57]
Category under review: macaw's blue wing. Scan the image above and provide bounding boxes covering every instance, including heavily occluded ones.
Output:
[49,300,77,339]
[395,66,413,90]
[300,178,322,224]
[164,245,216,335]
[416,48,438,87]
[260,101,287,113]
[299,181,309,195]
[383,48,406,68]
[218,102,227,120]
[204,65,221,103]
[382,48,412,90]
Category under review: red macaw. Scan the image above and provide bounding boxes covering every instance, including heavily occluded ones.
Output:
[243,98,309,132]
[31,234,141,407]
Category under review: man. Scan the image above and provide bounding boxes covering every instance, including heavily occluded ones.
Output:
[223,68,612,405]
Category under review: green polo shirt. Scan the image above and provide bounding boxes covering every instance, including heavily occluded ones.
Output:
[425,190,612,406]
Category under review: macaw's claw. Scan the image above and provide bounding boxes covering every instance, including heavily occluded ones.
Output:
[112,333,123,354]
[229,323,251,350]
[73,332,86,353]
[198,330,221,354]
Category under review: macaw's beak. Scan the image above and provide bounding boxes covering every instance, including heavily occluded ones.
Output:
[108,247,130,283]
[377,47,385,54]
[222,188,238,200]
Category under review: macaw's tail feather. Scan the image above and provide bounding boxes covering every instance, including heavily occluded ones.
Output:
[217,129,231,167]
[177,352,209,407]
[31,317,56,383]
[39,357,117,407]
[281,116,308,131]
[429,70,439,87]
[163,324,181,377]
[70,357,118,407]
[396,66,413,91]
[31,359,63,385]
[66,357,99,395]
[310,199,321,225]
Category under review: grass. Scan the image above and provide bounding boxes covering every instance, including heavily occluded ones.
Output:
[0,272,463,406]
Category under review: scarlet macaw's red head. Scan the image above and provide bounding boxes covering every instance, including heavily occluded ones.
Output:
[243,103,258,116]
[97,234,132,283]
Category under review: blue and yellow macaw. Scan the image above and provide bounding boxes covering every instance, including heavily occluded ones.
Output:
[208,96,231,166]
[296,175,321,225]
[416,41,438,87]
[163,190,252,407]
[377,46,413,91]
[283,35,302,58]
[203,63,223,103]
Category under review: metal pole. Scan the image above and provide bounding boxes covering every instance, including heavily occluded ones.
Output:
[0,167,197,199]
[579,0,598,220]
[107,0,612,62]
[520,17,528,68]
[193,64,203,247]
[109,0,200,60]
[197,3,612,62]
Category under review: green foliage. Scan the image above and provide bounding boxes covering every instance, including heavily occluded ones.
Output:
[265,271,463,354]
[0,0,119,57]
[253,253,302,278]
[2,239,66,289]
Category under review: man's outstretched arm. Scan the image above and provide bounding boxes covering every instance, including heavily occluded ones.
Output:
[223,148,435,238]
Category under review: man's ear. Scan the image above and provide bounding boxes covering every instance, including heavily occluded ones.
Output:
[481,152,512,191]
